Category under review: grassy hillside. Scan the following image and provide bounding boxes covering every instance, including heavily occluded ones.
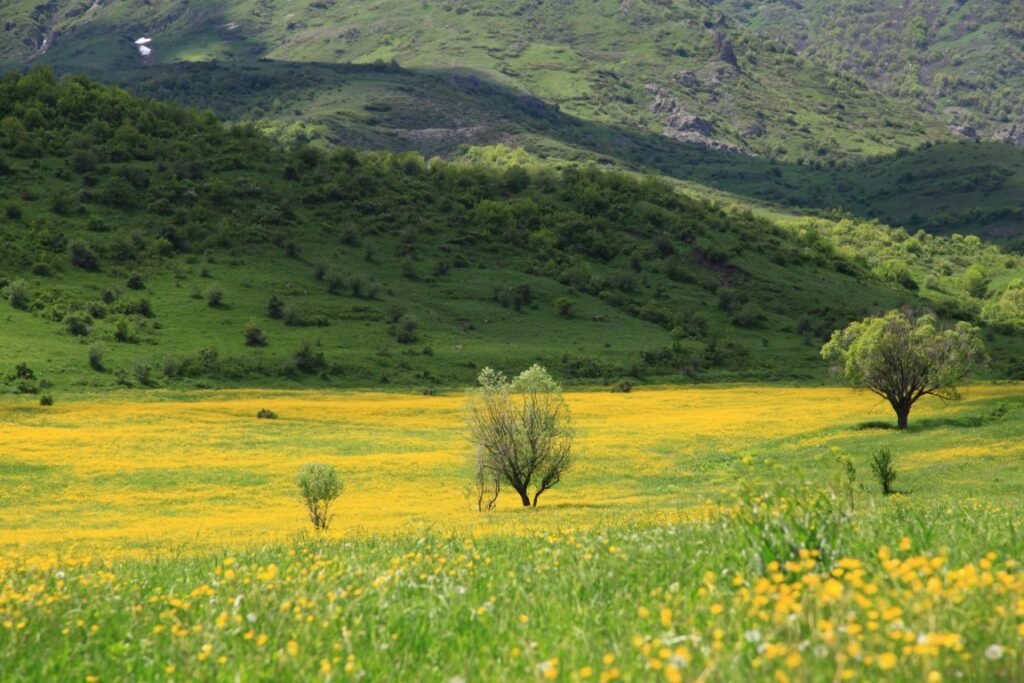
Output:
[716,0,1024,140]
[0,70,1022,393]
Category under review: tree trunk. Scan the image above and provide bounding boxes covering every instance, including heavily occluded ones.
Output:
[516,487,532,507]
[895,404,910,430]
[531,490,543,508]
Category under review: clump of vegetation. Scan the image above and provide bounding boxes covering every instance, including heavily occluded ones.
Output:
[5,279,29,310]
[871,448,898,496]
[39,395,53,406]
[296,463,342,531]
[87,345,105,371]
[554,296,576,319]
[256,408,278,420]
[133,362,154,387]
[391,315,419,344]
[206,285,225,308]
[292,341,327,374]
[611,379,634,393]
[244,323,268,347]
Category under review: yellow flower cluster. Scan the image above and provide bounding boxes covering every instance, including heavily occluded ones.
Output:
[635,543,1024,680]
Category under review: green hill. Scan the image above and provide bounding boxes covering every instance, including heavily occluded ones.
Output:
[0,69,1021,393]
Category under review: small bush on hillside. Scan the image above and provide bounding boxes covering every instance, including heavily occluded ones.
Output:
[611,379,634,393]
[267,295,285,320]
[68,240,100,271]
[494,284,534,311]
[113,318,138,343]
[206,285,224,308]
[555,297,576,319]
[133,362,154,387]
[871,448,898,496]
[5,279,29,310]
[257,408,278,419]
[126,273,145,290]
[115,298,153,317]
[732,302,766,328]
[283,303,329,328]
[297,463,342,531]
[88,345,105,371]
[391,314,419,344]
[292,341,327,374]
[244,323,268,347]
[64,314,91,337]
[161,355,183,379]
[325,270,346,294]
[39,395,53,406]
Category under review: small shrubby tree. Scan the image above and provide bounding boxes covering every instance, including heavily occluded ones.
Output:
[467,365,575,508]
[870,448,897,496]
[297,463,342,531]
[821,309,986,430]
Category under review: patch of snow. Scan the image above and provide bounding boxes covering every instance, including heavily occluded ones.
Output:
[135,37,152,45]
[138,45,152,56]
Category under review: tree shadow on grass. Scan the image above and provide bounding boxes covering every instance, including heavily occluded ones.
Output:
[854,408,1008,432]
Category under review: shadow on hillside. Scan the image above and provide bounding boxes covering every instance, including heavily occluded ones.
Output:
[39,61,949,222]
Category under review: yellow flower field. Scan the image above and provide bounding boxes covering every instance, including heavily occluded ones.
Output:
[2,384,1021,558]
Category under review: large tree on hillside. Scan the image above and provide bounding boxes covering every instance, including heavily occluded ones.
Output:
[821,309,986,430]
[467,365,575,508]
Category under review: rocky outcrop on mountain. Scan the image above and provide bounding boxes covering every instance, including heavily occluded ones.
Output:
[666,112,715,138]
[676,71,699,88]
[644,84,748,154]
[949,125,979,140]
[994,125,1024,147]
[712,31,738,68]
[646,84,680,114]
[741,120,766,139]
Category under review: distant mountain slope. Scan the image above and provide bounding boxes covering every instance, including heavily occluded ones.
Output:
[1,70,1021,391]
[3,2,1024,239]
[714,0,1024,142]
[0,0,943,163]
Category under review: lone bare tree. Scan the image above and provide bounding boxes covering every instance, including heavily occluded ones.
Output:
[821,309,986,430]
[467,365,575,508]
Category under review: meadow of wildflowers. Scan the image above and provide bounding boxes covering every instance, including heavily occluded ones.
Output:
[1,384,1023,680]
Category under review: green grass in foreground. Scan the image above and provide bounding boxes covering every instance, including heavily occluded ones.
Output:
[2,492,1023,682]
